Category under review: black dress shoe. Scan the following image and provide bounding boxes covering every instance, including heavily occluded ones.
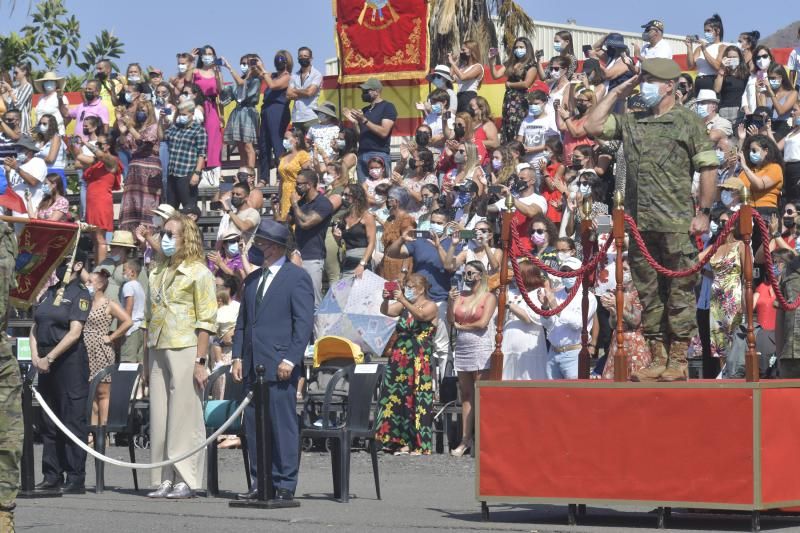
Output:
[273,488,294,501]
[61,482,86,495]
[236,488,259,500]
[35,479,62,490]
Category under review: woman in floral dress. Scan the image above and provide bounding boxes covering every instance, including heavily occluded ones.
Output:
[376,274,438,455]
[600,261,651,380]
[487,37,539,142]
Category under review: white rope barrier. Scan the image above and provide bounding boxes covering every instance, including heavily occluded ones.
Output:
[32,387,252,470]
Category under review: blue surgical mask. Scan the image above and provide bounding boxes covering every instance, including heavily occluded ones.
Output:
[248,245,265,266]
[696,104,709,118]
[16,153,27,164]
[429,223,445,236]
[528,104,542,117]
[282,138,293,151]
[135,111,147,123]
[769,79,781,90]
[720,189,734,206]
[774,264,783,278]
[709,221,719,234]
[430,103,442,114]
[704,32,715,44]
[175,115,189,126]
[715,149,725,164]
[579,184,591,195]
[492,159,502,171]
[124,92,134,103]
[226,242,239,256]
[202,55,215,66]
[240,64,249,74]
[43,81,56,93]
[562,277,576,290]
[514,47,526,59]
[404,287,417,301]
[432,78,446,89]
[41,183,51,195]
[87,286,96,296]
[553,42,562,53]
[749,151,763,165]
[37,123,48,134]
[161,234,177,257]
[639,81,663,108]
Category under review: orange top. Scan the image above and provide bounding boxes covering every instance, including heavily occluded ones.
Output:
[738,163,783,208]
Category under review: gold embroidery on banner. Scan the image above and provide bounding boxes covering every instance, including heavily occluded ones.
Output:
[340,17,422,71]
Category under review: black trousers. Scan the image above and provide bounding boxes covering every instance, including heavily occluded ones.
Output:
[166,174,198,210]
[38,349,88,485]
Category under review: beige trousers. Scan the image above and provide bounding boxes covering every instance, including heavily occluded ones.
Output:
[148,347,206,488]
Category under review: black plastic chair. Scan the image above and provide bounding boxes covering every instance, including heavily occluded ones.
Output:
[203,364,250,497]
[300,363,385,503]
[86,363,142,494]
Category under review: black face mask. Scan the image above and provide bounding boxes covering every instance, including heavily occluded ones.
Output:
[248,245,265,266]
[96,71,107,81]
[575,103,588,114]
[408,158,416,170]
[466,107,477,118]
[295,184,307,196]
[784,217,796,228]
[460,52,470,62]
[231,196,245,208]
[361,90,374,103]
[298,58,311,68]
[453,124,466,139]
[415,131,430,146]
[82,126,90,135]
[84,92,96,102]
[571,160,583,170]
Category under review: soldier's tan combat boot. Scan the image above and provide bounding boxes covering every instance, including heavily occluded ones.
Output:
[659,340,689,382]
[630,340,668,382]
[0,509,15,533]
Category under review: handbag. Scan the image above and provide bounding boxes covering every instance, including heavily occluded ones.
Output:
[199,167,220,189]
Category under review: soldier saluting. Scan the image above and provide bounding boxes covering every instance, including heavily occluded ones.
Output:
[585,58,719,381]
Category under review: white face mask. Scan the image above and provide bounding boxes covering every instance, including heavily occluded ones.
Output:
[622,271,632,285]
[757,57,771,70]
[177,63,188,73]
[127,74,141,83]
[550,69,562,80]
[202,55,215,66]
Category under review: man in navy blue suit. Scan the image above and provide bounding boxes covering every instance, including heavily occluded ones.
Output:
[232,219,314,503]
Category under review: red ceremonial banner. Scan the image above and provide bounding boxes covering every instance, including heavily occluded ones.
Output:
[334,0,429,83]
[11,219,79,309]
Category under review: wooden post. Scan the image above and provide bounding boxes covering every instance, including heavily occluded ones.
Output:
[578,198,593,379]
[612,190,627,382]
[489,195,515,381]
[740,187,759,382]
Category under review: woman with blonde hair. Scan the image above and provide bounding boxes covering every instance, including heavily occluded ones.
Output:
[145,214,217,499]
[449,40,484,113]
[447,260,497,456]
[469,96,499,157]
[118,99,162,231]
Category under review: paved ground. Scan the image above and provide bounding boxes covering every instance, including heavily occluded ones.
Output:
[14,445,800,532]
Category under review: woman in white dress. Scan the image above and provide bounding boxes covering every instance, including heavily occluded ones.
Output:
[32,72,69,135]
[503,260,548,380]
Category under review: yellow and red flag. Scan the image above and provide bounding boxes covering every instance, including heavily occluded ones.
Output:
[334,0,430,83]
[11,219,79,309]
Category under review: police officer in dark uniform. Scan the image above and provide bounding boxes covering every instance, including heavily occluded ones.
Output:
[30,251,91,494]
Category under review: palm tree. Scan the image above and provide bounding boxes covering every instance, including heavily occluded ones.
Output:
[428,0,535,66]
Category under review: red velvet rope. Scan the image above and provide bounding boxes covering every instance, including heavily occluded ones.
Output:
[623,211,740,278]
[753,211,800,311]
[509,253,584,316]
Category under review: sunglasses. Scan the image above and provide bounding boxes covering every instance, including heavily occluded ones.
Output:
[757,54,770,59]
[456,149,465,154]
[551,66,561,72]
[532,228,547,235]
[159,229,174,239]
[475,228,489,234]
[464,271,481,279]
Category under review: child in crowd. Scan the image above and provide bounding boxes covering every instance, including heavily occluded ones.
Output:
[119,259,145,364]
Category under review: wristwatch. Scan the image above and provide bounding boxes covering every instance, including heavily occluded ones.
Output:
[195,357,206,366]
[359,260,367,267]
[699,207,712,217]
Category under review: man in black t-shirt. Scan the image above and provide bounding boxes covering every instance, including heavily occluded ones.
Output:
[344,78,397,182]
[290,169,333,308]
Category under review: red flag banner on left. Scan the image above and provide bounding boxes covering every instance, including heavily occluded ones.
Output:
[10,219,79,309]
[0,187,27,214]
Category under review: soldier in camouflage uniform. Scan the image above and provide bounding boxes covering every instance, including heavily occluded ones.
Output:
[778,256,800,377]
[586,58,719,381]
[0,220,22,532]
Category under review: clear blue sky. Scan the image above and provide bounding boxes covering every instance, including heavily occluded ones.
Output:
[2,0,791,76]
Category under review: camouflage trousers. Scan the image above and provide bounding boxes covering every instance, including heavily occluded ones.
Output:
[628,231,699,342]
[0,355,23,511]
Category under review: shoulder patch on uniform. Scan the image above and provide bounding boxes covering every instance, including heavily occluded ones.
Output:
[79,298,89,311]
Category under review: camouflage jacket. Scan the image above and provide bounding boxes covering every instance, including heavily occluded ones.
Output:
[0,221,17,361]
[600,104,718,233]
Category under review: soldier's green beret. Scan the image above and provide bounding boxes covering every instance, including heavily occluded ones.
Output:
[641,58,681,81]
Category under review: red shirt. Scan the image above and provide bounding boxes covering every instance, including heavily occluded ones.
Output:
[754,283,777,330]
